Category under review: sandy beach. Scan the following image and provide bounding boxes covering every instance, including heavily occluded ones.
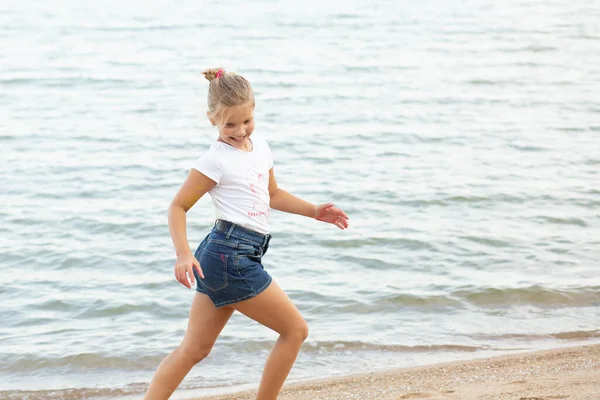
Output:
[195,344,600,400]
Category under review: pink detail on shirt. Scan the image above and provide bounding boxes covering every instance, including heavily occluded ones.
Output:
[248,210,268,217]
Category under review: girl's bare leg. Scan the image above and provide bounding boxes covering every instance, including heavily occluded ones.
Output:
[144,293,234,400]
[232,280,309,400]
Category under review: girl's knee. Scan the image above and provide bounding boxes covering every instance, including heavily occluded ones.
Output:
[299,320,309,342]
[284,320,309,343]
[179,342,212,364]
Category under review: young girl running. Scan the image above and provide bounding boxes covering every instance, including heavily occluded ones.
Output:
[144,68,349,400]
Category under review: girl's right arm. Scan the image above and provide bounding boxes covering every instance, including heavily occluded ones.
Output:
[169,169,216,288]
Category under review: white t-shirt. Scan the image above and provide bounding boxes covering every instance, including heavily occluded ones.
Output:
[192,134,273,234]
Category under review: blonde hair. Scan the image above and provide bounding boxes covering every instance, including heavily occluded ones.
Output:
[202,68,255,120]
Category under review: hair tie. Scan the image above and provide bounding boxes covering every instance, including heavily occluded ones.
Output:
[215,69,224,79]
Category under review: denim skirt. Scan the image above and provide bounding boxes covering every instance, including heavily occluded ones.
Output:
[192,219,273,307]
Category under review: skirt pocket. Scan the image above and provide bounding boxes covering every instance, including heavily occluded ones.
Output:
[198,248,229,291]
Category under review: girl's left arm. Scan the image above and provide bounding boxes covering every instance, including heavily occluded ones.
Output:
[268,168,349,230]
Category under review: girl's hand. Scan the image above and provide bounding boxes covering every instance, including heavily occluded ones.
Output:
[174,253,204,289]
[314,203,349,230]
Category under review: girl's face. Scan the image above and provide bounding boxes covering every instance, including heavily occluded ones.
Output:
[210,105,255,151]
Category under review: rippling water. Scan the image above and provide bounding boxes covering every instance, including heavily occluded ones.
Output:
[1,0,600,398]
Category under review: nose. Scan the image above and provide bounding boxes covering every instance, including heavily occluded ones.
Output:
[235,126,246,137]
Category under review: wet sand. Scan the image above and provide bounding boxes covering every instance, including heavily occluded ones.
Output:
[195,344,600,400]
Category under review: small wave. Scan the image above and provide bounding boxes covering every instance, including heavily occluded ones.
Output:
[471,330,600,341]
[381,293,461,308]
[452,286,600,307]
[445,195,490,203]
[319,237,436,251]
[334,255,400,270]
[73,301,170,319]
[69,135,124,144]
[303,341,483,353]
[465,79,503,86]
[500,45,558,53]
[2,353,163,373]
[584,158,600,165]
[313,285,600,313]
[568,34,599,40]
[332,13,361,19]
[330,293,462,313]
[0,385,144,400]
[464,79,535,86]
[57,216,161,236]
[343,65,382,73]
[526,45,558,52]
[35,299,72,311]
[0,77,134,87]
[509,143,549,152]
[460,236,512,248]
[534,215,588,227]
[12,317,57,328]
[375,151,412,158]
[556,127,588,132]
[91,23,206,32]
[1,341,482,376]
[397,193,533,208]
[217,337,484,354]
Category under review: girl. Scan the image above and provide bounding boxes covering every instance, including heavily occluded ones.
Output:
[144,68,349,400]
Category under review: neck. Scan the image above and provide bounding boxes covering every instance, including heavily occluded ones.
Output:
[217,137,253,152]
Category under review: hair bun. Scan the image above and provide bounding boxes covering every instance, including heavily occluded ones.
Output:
[203,68,224,82]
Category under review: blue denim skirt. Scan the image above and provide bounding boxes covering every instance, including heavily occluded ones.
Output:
[192,220,273,307]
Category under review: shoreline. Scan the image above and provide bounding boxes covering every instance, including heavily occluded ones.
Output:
[193,344,600,400]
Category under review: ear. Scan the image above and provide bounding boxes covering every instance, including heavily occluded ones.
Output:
[207,111,216,126]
